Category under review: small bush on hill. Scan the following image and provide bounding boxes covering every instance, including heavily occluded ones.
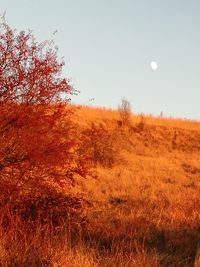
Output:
[80,123,117,168]
[118,98,132,126]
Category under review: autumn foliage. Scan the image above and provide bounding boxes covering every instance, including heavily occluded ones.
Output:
[0,17,92,265]
[0,18,90,201]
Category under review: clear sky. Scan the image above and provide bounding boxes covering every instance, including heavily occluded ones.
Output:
[1,0,200,119]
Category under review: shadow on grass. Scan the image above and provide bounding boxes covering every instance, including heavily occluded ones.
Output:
[81,220,200,267]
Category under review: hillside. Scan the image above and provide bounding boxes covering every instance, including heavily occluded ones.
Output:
[1,104,200,267]
[70,106,200,267]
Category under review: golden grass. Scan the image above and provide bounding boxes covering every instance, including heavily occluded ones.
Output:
[76,105,200,130]
[1,105,200,266]
[72,105,200,266]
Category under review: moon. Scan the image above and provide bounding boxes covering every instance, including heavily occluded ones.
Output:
[150,61,158,70]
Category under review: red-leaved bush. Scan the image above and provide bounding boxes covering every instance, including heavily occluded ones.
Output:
[0,17,88,200]
[0,16,93,267]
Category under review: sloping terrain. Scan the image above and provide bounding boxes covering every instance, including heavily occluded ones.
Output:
[71,106,200,267]
[0,105,200,267]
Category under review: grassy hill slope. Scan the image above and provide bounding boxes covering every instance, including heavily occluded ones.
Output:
[70,106,200,267]
[1,105,200,267]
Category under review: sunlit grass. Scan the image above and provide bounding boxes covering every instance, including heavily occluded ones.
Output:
[0,105,200,266]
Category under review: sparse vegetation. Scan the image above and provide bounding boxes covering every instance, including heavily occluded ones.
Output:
[118,98,132,126]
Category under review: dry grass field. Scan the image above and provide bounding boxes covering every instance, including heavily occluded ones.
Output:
[1,105,200,267]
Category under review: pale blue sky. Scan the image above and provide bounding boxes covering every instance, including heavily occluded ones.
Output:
[1,0,200,119]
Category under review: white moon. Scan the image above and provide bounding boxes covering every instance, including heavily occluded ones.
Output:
[150,61,158,70]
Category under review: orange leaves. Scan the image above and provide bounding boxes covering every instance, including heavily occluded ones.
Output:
[0,18,73,104]
[0,18,90,199]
